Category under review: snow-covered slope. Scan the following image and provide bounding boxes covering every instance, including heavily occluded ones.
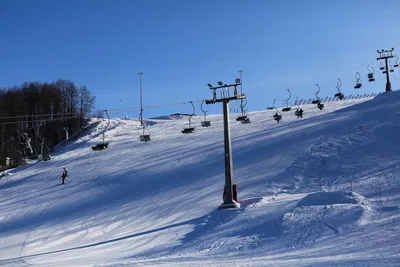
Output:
[1,94,400,267]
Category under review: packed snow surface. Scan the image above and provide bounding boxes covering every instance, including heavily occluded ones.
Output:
[1,93,400,267]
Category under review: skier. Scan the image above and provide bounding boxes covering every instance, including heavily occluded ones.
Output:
[61,167,68,184]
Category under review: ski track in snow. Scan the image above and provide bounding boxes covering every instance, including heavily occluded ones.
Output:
[1,95,400,266]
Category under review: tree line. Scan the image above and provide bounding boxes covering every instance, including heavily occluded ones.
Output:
[0,79,95,167]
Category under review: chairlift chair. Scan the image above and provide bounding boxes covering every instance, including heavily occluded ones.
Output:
[201,120,211,127]
[236,98,251,123]
[272,99,282,123]
[294,97,304,118]
[312,84,321,104]
[281,88,292,112]
[273,113,282,122]
[334,92,344,100]
[313,84,325,110]
[182,101,196,134]
[295,108,304,118]
[200,100,211,127]
[92,110,110,151]
[138,126,151,142]
[241,117,251,124]
[137,73,151,142]
[139,134,151,142]
[237,112,251,123]
[236,114,248,121]
[394,55,399,68]
[367,73,375,82]
[334,78,344,100]
[354,72,362,89]
[137,113,151,142]
[367,64,375,82]
[182,123,196,134]
[389,62,394,72]
[92,143,109,150]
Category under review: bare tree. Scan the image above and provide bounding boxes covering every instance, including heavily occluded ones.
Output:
[0,80,95,166]
[78,85,95,128]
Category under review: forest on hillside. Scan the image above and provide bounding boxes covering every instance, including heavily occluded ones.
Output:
[0,79,95,168]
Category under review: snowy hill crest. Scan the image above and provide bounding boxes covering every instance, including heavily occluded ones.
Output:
[1,95,400,266]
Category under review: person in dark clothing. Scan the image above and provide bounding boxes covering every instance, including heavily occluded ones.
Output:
[61,168,68,184]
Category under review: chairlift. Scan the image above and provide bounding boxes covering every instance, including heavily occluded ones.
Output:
[367,64,375,82]
[200,100,211,127]
[312,84,321,104]
[334,78,344,100]
[92,110,110,151]
[394,55,399,68]
[281,88,292,112]
[137,73,151,142]
[241,116,251,124]
[236,114,248,121]
[354,72,362,89]
[182,101,196,134]
[272,99,282,123]
[294,97,304,118]
[295,108,303,118]
[379,61,385,70]
[334,92,344,100]
[138,126,151,142]
[367,73,375,82]
[389,62,394,73]
[236,98,251,123]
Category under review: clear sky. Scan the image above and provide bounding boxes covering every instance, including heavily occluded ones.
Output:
[1,0,399,118]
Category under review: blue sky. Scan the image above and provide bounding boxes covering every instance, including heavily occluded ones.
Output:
[1,0,399,118]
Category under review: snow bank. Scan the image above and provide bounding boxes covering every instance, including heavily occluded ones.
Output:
[296,191,370,208]
[281,191,373,248]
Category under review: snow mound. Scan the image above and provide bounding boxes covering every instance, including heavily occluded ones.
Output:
[336,90,400,114]
[150,114,198,120]
[281,191,373,248]
[296,191,371,208]
[149,115,175,120]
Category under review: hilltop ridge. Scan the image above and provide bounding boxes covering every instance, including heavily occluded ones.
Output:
[1,95,400,267]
